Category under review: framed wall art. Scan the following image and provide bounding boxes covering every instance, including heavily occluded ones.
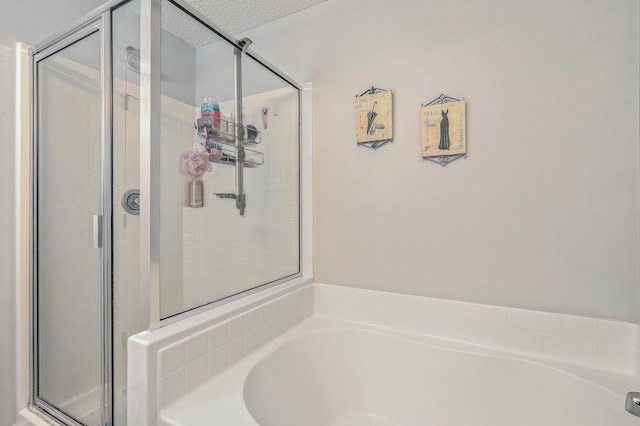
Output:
[355,87,393,150]
[421,94,466,166]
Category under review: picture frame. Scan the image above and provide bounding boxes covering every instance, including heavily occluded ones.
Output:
[355,87,393,150]
[421,95,466,166]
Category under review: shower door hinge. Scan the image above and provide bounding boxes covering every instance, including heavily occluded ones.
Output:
[93,215,103,249]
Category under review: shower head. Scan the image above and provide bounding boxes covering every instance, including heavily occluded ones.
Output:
[126,46,140,70]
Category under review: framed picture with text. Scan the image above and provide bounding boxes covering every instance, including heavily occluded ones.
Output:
[355,87,393,150]
[421,99,466,157]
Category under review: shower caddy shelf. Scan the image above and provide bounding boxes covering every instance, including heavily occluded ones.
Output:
[195,116,264,167]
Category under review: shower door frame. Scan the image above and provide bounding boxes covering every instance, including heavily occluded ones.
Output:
[140,0,304,331]
[30,10,113,426]
[29,0,304,423]
[141,0,304,329]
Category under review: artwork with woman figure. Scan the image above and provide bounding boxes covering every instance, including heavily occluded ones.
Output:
[438,109,451,150]
[421,99,466,158]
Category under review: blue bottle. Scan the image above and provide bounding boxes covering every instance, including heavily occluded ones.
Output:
[201,97,221,135]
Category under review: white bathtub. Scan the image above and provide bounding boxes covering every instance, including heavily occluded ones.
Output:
[158,285,640,425]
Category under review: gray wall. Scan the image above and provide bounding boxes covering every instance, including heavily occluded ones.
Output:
[243,0,640,322]
[0,41,17,426]
[161,29,197,105]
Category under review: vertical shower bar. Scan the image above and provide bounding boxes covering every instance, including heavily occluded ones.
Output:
[140,0,161,330]
[100,10,114,425]
[233,48,246,216]
[28,44,36,415]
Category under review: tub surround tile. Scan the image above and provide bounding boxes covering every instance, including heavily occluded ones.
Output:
[245,328,261,355]
[158,368,185,408]
[429,315,463,340]
[272,298,287,316]
[456,303,485,323]
[158,341,185,377]
[228,336,245,364]
[461,320,484,345]
[208,324,227,351]
[594,320,629,345]
[507,308,535,330]
[628,343,639,375]
[484,324,510,347]
[185,355,208,390]
[534,311,564,335]
[259,303,274,323]
[244,310,260,331]
[594,342,628,372]
[535,332,565,359]
[148,284,312,416]
[313,283,639,374]
[208,345,228,377]
[133,282,638,426]
[563,337,594,365]
[284,308,297,330]
[483,306,509,326]
[562,316,593,339]
[184,331,208,363]
[283,293,295,313]
[272,312,288,336]
[508,328,535,353]
[260,320,275,345]
[227,317,244,341]
[295,286,314,321]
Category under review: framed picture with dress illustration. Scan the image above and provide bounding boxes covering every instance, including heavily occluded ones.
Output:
[421,95,466,166]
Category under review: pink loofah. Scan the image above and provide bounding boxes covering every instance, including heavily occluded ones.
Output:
[177,150,213,181]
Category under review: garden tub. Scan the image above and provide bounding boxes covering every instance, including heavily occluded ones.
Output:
[158,285,640,425]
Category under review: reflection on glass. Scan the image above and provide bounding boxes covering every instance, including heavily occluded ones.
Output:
[158,0,301,319]
[112,0,142,423]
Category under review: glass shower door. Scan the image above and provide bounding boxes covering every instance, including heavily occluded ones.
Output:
[34,21,109,426]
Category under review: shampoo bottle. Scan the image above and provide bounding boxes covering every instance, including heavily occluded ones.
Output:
[189,180,203,208]
[201,97,221,136]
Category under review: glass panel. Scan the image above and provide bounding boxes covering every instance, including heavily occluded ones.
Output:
[36,30,102,426]
[112,1,142,424]
[158,0,300,319]
[233,57,300,288]
[158,0,236,318]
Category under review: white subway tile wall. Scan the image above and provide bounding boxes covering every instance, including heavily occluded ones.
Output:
[182,87,299,311]
[155,285,313,408]
[112,60,142,413]
[113,75,193,406]
[117,84,300,320]
[159,96,191,317]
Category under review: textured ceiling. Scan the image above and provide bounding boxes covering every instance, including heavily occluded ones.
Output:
[163,0,326,47]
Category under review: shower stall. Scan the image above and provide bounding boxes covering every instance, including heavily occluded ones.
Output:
[30,0,301,424]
